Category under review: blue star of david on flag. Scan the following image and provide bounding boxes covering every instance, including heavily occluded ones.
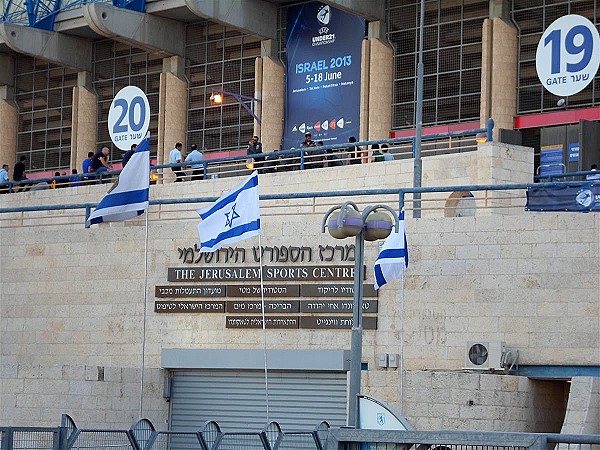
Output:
[224,203,240,228]
[197,171,260,252]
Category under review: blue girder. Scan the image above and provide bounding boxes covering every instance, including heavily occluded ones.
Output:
[1,0,144,30]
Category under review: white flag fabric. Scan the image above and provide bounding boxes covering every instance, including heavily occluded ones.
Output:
[373,209,408,290]
[86,132,150,227]
[197,171,260,252]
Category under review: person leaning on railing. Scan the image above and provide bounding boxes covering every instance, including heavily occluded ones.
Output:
[91,147,113,183]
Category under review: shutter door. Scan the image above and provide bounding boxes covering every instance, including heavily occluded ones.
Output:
[169,370,347,431]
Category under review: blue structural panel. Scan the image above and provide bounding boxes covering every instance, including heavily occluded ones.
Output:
[1,0,144,30]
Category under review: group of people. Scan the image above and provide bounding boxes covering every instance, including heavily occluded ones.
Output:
[245,133,394,173]
[168,142,205,182]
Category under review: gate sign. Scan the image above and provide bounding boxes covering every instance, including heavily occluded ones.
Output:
[536,14,600,97]
[108,86,150,150]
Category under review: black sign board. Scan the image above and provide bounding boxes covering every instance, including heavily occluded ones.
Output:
[167,266,359,282]
[226,316,300,329]
[300,284,377,298]
[155,301,225,313]
[299,300,378,313]
[300,316,377,330]
[155,285,226,298]
[227,285,300,297]
[226,301,300,313]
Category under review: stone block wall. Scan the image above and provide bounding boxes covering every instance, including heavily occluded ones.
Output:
[1,144,597,431]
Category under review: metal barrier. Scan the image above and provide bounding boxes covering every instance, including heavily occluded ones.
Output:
[327,428,600,450]
[0,179,595,229]
[1,416,599,450]
[0,123,494,194]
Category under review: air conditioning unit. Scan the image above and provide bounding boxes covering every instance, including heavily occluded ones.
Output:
[464,341,506,371]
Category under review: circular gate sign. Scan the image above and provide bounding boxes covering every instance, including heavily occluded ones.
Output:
[536,14,600,97]
[108,85,150,150]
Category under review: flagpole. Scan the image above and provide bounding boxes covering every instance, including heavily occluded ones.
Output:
[139,209,150,417]
[399,269,405,413]
[258,234,270,421]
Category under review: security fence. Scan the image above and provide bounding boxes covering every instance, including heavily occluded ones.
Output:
[1,416,599,450]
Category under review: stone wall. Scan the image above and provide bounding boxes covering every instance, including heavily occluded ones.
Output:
[1,144,598,431]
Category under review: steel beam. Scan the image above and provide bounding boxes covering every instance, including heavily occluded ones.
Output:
[83,2,185,57]
[323,0,385,21]
[184,0,277,41]
[0,22,92,71]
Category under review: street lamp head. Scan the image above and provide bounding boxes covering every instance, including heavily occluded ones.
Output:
[210,92,223,104]
[327,207,362,239]
[364,212,393,241]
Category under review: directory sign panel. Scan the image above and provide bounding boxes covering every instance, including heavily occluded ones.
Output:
[284,2,364,149]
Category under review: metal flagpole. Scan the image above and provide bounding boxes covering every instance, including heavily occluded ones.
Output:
[139,209,150,417]
[258,235,270,421]
[413,0,425,219]
[399,269,405,413]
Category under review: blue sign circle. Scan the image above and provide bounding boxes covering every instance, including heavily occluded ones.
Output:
[536,15,600,97]
[108,86,150,150]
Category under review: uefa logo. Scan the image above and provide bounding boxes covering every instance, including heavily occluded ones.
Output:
[317,5,330,24]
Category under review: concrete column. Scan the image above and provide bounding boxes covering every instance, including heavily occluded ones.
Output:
[0,54,17,170]
[480,18,518,131]
[361,21,393,159]
[71,71,97,173]
[255,40,284,153]
[158,55,187,183]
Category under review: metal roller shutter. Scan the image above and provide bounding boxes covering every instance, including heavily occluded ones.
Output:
[169,370,347,432]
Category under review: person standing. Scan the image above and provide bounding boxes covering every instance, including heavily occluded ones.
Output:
[586,164,600,180]
[121,143,137,168]
[185,144,205,181]
[82,151,94,175]
[247,136,264,171]
[169,142,185,182]
[0,164,10,193]
[13,156,31,191]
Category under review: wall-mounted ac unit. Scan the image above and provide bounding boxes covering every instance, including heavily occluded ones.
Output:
[465,341,506,371]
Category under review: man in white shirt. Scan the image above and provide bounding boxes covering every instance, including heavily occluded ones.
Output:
[169,142,185,182]
[185,144,205,181]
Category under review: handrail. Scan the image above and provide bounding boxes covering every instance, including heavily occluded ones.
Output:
[0,125,492,193]
[0,180,593,226]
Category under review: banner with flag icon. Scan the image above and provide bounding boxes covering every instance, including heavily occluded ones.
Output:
[86,132,150,227]
[373,209,408,290]
[197,171,260,252]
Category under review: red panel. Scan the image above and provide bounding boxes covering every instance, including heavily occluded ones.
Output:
[390,121,481,138]
[515,107,600,129]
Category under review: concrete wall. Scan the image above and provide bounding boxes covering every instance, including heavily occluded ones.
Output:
[1,144,598,431]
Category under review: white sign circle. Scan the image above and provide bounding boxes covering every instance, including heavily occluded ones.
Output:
[108,85,150,150]
[536,14,600,97]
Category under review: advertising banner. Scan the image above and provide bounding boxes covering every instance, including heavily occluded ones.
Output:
[284,2,364,149]
[526,182,600,212]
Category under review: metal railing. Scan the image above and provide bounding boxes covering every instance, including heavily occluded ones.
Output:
[0,123,494,194]
[327,428,600,450]
[0,178,595,229]
[1,416,599,450]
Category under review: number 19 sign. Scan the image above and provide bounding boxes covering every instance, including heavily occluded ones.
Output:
[108,85,150,150]
[536,15,600,97]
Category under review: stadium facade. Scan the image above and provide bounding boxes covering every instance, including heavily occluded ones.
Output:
[0,0,599,436]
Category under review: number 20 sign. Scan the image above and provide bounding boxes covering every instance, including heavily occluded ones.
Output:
[536,15,600,97]
[108,86,150,150]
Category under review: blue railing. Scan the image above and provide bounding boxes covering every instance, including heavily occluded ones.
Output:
[0,123,494,193]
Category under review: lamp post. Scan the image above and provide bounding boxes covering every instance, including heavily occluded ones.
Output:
[321,202,399,428]
[209,89,262,125]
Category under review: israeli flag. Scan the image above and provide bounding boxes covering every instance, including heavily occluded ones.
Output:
[86,133,150,227]
[197,171,260,252]
[373,209,408,290]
